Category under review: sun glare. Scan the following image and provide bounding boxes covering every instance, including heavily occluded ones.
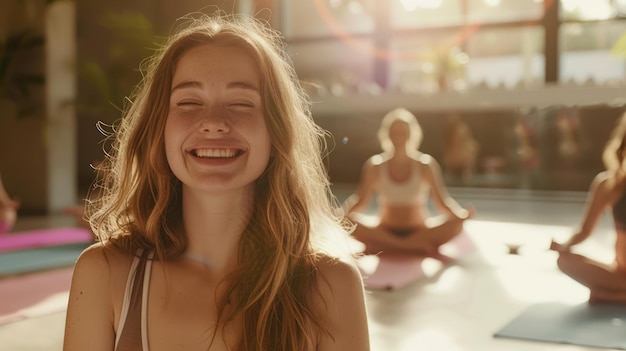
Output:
[400,0,443,11]
[561,0,614,20]
[484,0,502,7]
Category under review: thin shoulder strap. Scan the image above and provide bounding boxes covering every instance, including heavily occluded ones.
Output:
[115,249,150,351]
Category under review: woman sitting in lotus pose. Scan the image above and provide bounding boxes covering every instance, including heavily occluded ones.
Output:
[342,107,474,261]
[551,112,626,304]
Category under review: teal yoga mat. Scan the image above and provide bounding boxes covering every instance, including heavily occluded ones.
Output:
[0,243,90,276]
[495,302,626,349]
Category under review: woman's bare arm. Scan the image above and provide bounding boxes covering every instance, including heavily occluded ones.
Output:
[64,245,117,351]
[315,258,370,351]
[556,172,613,251]
[342,156,381,217]
[421,155,470,219]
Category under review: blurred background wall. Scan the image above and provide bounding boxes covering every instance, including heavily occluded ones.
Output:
[1,0,625,213]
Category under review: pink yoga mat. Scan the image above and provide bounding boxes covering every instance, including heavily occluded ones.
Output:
[359,232,475,290]
[0,227,92,253]
[0,267,73,325]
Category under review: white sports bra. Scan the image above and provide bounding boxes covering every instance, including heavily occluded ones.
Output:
[378,161,426,205]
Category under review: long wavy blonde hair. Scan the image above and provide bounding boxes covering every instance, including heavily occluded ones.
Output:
[377,107,423,153]
[88,13,352,351]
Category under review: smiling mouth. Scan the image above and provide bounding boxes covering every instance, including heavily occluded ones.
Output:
[192,148,242,158]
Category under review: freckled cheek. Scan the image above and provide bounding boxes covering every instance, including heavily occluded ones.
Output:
[260,120,271,146]
[163,118,185,166]
[262,135,272,160]
[254,125,272,164]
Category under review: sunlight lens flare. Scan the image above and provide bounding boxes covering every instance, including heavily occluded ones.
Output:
[400,0,419,11]
[313,0,480,62]
[400,0,443,10]
[484,0,502,6]
[561,0,614,20]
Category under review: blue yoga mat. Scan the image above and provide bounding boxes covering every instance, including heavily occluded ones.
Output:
[495,302,626,349]
[0,243,90,276]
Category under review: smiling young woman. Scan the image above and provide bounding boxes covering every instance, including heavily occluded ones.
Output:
[63,13,370,351]
[164,44,271,195]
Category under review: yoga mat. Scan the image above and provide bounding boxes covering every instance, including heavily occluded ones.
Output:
[360,253,426,291]
[0,227,92,253]
[0,267,73,325]
[360,232,475,290]
[494,302,626,349]
[0,242,90,276]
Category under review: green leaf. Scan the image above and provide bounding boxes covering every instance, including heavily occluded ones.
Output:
[79,61,111,103]
[610,33,626,58]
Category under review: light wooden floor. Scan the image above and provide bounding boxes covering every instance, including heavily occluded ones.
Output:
[0,186,618,351]
[340,184,616,351]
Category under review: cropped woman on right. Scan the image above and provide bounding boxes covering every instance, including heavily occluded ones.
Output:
[551,112,626,304]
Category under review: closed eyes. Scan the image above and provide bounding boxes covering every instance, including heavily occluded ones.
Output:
[171,94,259,110]
[172,101,258,111]
[228,102,256,108]
[174,100,202,107]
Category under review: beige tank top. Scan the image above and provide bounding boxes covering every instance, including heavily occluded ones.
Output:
[114,249,153,351]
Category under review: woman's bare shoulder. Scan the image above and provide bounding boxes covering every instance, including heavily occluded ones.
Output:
[314,255,364,297]
[593,170,611,182]
[590,171,626,197]
[65,243,136,349]
[365,153,387,168]
[76,242,132,266]
[415,152,434,165]
[588,171,615,191]
[313,255,370,349]
[72,242,135,289]
[361,154,387,180]
[414,153,440,174]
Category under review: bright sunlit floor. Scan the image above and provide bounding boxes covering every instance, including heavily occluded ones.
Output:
[340,184,617,351]
[364,218,607,351]
[0,185,618,351]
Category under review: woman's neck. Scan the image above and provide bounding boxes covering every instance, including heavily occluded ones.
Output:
[181,186,255,269]
[390,149,411,162]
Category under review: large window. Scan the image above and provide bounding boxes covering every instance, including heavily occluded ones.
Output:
[560,0,620,21]
[389,29,468,93]
[282,0,626,190]
[467,0,543,24]
[289,38,376,96]
[282,0,376,38]
[559,20,626,85]
[284,0,626,92]
[390,0,464,29]
[466,26,544,89]
[284,0,553,92]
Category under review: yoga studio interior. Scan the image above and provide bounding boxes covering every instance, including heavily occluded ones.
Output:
[1,0,626,350]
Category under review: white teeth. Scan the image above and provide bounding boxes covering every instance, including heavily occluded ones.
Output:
[194,148,238,158]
